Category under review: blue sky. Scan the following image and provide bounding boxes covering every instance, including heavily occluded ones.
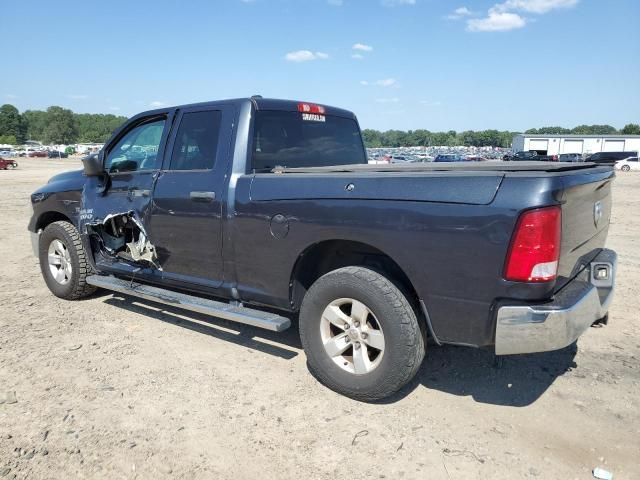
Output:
[3,0,639,131]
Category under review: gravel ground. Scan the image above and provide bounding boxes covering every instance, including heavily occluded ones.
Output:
[1,158,639,479]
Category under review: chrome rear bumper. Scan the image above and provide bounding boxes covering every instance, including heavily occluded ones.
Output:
[495,249,616,355]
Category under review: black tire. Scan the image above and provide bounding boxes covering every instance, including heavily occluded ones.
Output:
[621,165,630,172]
[299,266,425,401]
[39,220,96,300]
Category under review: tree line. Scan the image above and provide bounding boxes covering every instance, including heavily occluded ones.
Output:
[0,104,127,145]
[1,102,639,147]
[363,123,640,148]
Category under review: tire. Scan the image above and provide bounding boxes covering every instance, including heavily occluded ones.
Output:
[39,221,96,300]
[299,266,425,401]
[621,165,630,172]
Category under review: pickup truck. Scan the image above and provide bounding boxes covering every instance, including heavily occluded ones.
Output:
[504,150,559,162]
[28,97,617,400]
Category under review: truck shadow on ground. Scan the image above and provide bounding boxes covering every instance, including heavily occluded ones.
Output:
[388,342,578,407]
[99,293,578,407]
[103,295,302,360]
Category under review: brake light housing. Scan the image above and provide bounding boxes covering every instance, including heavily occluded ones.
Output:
[298,103,325,114]
[504,206,562,283]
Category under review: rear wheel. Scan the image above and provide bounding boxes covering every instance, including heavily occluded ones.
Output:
[299,266,425,401]
[621,165,630,172]
[39,221,96,300]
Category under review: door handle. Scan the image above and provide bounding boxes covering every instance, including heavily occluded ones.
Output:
[127,187,150,200]
[190,191,216,202]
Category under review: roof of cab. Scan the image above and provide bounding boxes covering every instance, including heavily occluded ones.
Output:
[132,97,357,121]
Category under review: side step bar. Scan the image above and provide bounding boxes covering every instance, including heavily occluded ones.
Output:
[86,275,291,332]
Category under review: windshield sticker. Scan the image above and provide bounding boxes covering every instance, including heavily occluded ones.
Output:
[301,113,326,122]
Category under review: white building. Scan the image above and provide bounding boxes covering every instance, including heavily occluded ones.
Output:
[512,134,640,156]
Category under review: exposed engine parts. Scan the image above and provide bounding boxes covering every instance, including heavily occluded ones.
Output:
[86,212,160,269]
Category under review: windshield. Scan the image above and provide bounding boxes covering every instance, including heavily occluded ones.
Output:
[251,110,366,171]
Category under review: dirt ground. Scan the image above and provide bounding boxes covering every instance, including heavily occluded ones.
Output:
[0,158,638,480]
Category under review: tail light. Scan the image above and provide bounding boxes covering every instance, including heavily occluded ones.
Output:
[504,206,562,282]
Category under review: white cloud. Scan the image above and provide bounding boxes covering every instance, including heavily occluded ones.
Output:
[447,6,473,19]
[375,97,400,103]
[381,0,415,6]
[419,100,442,106]
[360,78,399,87]
[352,54,364,60]
[284,50,329,62]
[352,43,373,52]
[492,0,578,14]
[375,78,397,87]
[149,101,166,107]
[67,94,88,100]
[467,0,577,32]
[467,12,526,31]
[5,94,18,99]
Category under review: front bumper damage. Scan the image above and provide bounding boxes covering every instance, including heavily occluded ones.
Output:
[495,248,616,355]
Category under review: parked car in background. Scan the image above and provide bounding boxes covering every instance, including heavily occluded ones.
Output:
[434,154,464,162]
[559,153,583,162]
[586,151,638,165]
[27,150,48,158]
[464,155,486,162]
[504,151,558,162]
[614,157,639,172]
[48,150,69,159]
[0,157,18,169]
[0,149,17,157]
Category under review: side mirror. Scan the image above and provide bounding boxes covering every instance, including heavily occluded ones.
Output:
[82,152,105,176]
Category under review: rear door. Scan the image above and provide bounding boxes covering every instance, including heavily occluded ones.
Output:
[147,104,235,288]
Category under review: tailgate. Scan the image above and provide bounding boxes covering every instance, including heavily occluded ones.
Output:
[556,168,615,290]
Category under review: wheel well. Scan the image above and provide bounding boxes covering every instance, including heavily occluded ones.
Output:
[36,211,71,231]
[290,240,420,312]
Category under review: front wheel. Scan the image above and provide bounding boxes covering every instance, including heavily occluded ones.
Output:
[39,221,96,300]
[621,165,630,172]
[299,266,425,401]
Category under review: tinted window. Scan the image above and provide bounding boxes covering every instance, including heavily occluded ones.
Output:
[629,157,638,162]
[169,110,222,170]
[251,111,366,171]
[106,118,165,173]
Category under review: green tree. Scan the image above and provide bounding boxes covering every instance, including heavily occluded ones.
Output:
[0,104,27,143]
[23,110,49,141]
[0,134,18,145]
[43,106,78,144]
[621,123,640,135]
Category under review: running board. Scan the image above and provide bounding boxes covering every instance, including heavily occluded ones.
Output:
[86,275,291,332]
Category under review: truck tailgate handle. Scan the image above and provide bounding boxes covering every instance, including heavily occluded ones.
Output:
[190,191,216,202]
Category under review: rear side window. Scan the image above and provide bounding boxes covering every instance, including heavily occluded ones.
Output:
[170,110,222,170]
[251,111,366,171]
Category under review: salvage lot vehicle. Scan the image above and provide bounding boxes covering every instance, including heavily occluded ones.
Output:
[0,157,18,169]
[614,156,639,172]
[28,97,617,400]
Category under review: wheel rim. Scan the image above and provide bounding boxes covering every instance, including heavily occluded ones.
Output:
[622,166,630,171]
[47,239,72,285]
[319,298,385,375]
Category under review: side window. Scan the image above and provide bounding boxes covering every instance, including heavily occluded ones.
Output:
[105,118,165,173]
[169,110,222,170]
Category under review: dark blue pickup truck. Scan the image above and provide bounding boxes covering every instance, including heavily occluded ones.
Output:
[28,97,617,400]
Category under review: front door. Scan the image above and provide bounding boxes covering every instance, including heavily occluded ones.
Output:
[80,113,172,276]
[147,105,235,288]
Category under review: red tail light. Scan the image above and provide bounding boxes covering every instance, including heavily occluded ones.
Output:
[504,206,562,282]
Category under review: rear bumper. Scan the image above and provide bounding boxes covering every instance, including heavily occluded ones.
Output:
[495,249,616,355]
